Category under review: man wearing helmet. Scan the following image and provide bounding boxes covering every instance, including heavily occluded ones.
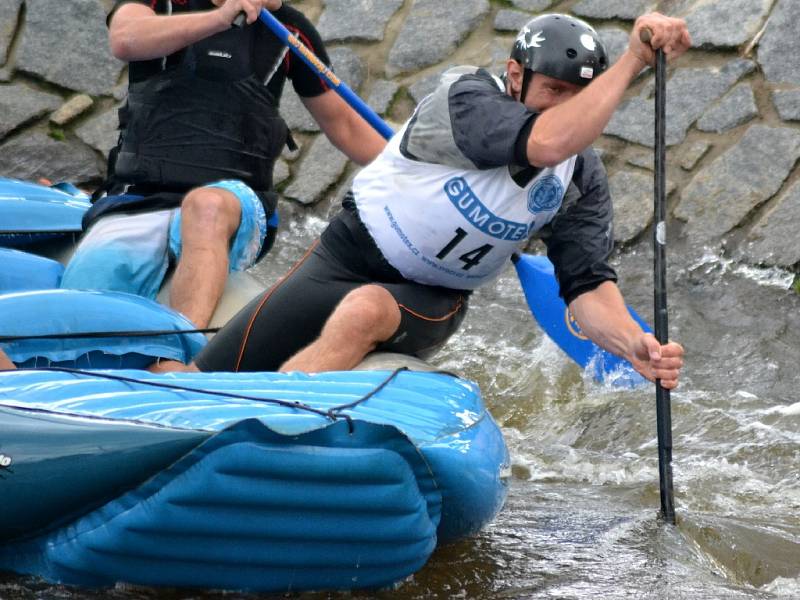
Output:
[158,12,689,388]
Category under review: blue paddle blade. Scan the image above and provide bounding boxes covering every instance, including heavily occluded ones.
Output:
[513,254,649,387]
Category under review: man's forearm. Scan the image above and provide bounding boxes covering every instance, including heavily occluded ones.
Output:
[302,91,388,165]
[110,4,229,62]
[568,280,645,363]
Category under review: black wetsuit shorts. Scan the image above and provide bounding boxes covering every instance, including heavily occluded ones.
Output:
[194,197,470,372]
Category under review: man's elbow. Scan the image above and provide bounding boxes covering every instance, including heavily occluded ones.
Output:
[527,145,569,168]
[109,30,134,61]
[526,133,575,168]
[339,121,386,165]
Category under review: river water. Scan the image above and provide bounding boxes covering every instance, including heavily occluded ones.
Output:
[2,209,799,599]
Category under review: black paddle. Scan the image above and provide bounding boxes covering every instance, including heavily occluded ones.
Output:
[641,27,676,525]
[231,12,247,27]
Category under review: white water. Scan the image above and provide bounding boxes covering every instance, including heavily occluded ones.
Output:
[3,210,799,599]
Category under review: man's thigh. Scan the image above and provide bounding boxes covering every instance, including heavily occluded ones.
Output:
[377,281,469,360]
[194,241,368,372]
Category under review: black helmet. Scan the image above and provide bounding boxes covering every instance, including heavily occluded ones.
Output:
[511,14,608,87]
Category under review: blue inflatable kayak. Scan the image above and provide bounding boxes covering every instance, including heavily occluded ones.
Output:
[0,177,90,247]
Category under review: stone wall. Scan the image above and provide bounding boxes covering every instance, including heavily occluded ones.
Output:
[1,0,798,276]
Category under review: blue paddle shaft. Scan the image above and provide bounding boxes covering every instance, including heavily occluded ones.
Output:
[256,9,394,141]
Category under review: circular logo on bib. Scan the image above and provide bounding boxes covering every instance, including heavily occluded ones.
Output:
[528,175,564,214]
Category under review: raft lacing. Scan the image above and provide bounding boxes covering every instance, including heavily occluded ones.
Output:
[0,328,219,342]
[8,366,412,433]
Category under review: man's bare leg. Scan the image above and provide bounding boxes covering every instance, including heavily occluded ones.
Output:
[147,359,200,373]
[0,348,16,370]
[280,285,402,373]
[169,187,241,328]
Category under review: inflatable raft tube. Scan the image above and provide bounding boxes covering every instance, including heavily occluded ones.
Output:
[0,177,90,247]
[0,366,509,592]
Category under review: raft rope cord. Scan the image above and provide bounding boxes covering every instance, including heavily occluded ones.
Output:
[19,366,410,433]
[0,328,220,342]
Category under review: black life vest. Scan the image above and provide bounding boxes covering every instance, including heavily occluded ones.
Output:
[110,6,290,195]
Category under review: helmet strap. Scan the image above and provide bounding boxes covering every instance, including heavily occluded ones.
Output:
[520,69,534,104]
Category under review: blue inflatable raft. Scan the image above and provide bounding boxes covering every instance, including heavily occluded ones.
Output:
[0,368,508,592]
[0,289,509,592]
[0,177,90,247]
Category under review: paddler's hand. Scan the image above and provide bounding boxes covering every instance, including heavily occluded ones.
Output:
[629,12,691,68]
[213,0,282,26]
[627,333,684,389]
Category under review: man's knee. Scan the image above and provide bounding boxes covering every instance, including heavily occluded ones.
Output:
[335,285,401,342]
[181,187,241,236]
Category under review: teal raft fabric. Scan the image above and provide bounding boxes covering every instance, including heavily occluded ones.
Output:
[0,176,90,247]
[0,368,509,592]
[0,289,207,368]
[0,248,64,291]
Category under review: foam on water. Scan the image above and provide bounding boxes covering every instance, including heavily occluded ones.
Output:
[685,246,795,289]
[763,577,800,598]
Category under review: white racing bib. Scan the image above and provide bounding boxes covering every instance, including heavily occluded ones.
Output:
[354,130,576,289]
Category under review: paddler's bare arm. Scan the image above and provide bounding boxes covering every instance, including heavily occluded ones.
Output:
[526,12,691,167]
[302,91,387,165]
[109,0,281,62]
[568,281,684,388]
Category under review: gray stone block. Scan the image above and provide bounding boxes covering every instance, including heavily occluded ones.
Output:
[280,47,365,134]
[17,0,123,96]
[408,69,450,104]
[598,27,629,68]
[0,82,61,139]
[317,0,403,43]
[0,0,22,66]
[610,170,652,244]
[367,80,399,116]
[75,104,120,157]
[773,89,800,122]
[758,0,800,85]
[679,140,711,171]
[572,0,655,21]
[273,159,290,187]
[697,83,758,133]
[606,59,756,147]
[676,125,800,240]
[281,87,319,133]
[510,0,554,11]
[742,180,800,267]
[686,0,771,49]
[610,169,677,244]
[494,10,532,34]
[282,135,349,205]
[0,132,102,184]
[386,0,489,77]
